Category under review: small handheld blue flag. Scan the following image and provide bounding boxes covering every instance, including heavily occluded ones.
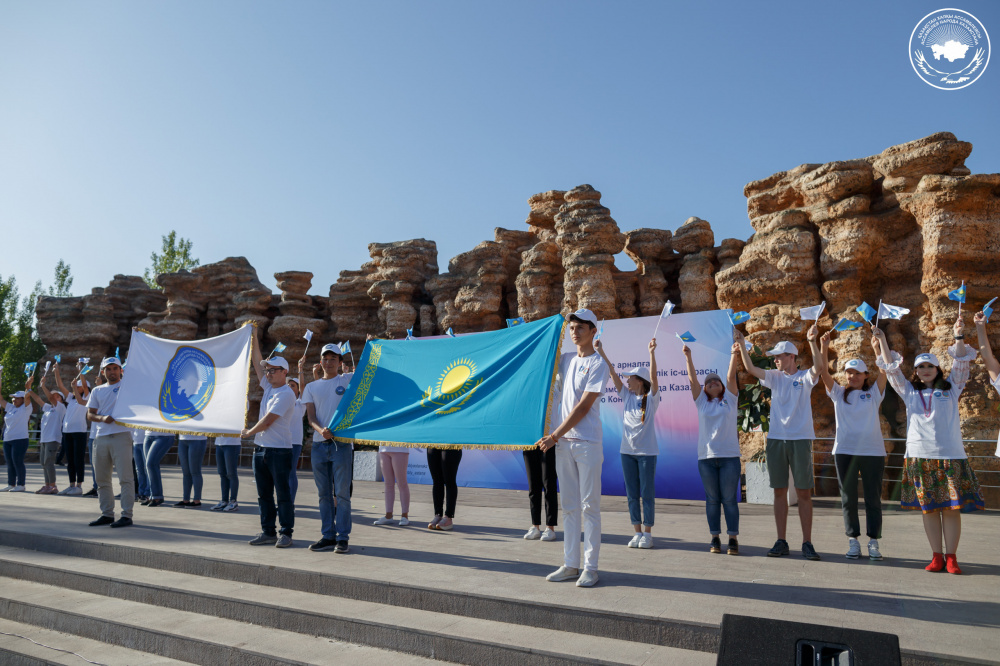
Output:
[799,301,826,321]
[948,282,966,304]
[273,342,286,354]
[832,318,864,332]
[983,296,997,323]
[856,302,877,323]
[82,365,93,375]
[729,311,750,325]
[54,355,61,364]
[676,331,696,343]
[446,328,456,338]
[115,347,120,359]
[341,340,351,355]
[406,328,414,340]
[24,362,37,377]
[506,317,525,327]
[595,320,604,342]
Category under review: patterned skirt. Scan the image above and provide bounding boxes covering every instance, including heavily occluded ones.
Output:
[901,458,984,513]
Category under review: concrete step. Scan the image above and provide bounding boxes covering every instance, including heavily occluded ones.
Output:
[0,547,714,666]
[0,617,188,665]
[0,528,720,656]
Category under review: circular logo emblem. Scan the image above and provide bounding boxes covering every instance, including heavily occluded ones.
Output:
[910,9,990,90]
[933,390,943,398]
[792,380,801,388]
[335,386,346,396]
[159,346,216,422]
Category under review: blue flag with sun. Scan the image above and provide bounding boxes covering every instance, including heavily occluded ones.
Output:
[329,314,566,450]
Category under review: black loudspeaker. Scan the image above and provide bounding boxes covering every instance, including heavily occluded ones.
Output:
[716,614,901,666]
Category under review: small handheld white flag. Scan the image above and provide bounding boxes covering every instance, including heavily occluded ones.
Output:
[652,301,675,339]
[799,301,826,321]
[43,361,51,374]
[877,302,909,321]
[303,330,314,341]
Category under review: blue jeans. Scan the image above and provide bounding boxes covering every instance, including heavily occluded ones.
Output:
[216,445,240,502]
[621,454,656,527]
[133,443,151,497]
[3,439,29,486]
[698,457,741,536]
[144,435,176,500]
[289,444,302,503]
[178,439,207,501]
[253,447,294,536]
[312,440,353,541]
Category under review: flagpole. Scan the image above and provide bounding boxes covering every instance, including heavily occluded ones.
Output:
[875,299,882,328]
[652,318,662,341]
[958,280,964,318]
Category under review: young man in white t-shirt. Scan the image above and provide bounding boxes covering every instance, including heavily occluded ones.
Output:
[302,343,355,554]
[536,308,610,588]
[735,326,822,561]
[242,332,297,548]
[85,357,135,528]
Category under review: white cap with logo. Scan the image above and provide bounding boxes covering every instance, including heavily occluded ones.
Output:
[262,356,290,371]
[100,357,122,369]
[766,341,798,356]
[914,352,940,368]
[621,366,651,383]
[843,359,868,373]
[321,343,343,356]
[566,309,599,328]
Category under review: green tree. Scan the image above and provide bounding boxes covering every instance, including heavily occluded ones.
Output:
[48,259,73,297]
[0,276,46,399]
[737,344,776,435]
[143,231,200,289]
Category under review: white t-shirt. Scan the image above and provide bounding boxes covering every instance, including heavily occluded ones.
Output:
[215,436,242,447]
[255,377,295,448]
[179,434,206,442]
[89,422,98,439]
[618,387,660,456]
[992,375,1000,458]
[828,383,885,456]
[40,402,67,443]
[86,382,130,437]
[289,399,306,446]
[131,428,149,445]
[762,369,818,441]
[557,352,609,443]
[878,346,975,459]
[3,403,32,441]
[301,374,354,443]
[695,390,740,459]
[63,389,90,433]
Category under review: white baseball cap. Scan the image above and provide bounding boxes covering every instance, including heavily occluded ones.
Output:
[100,357,122,369]
[704,373,724,386]
[914,353,940,368]
[844,359,868,373]
[566,308,599,328]
[262,356,290,371]
[766,341,798,356]
[321,343,343,356]
[10,391,25,399]
[621,366,651,383]
[50,390,65,400]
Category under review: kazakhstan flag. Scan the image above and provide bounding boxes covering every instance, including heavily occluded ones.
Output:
[330,314,565,450]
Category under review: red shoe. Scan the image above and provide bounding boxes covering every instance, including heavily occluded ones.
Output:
[925,553,945,572]
[945,554,962,575]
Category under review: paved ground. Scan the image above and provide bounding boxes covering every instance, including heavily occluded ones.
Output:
[2,462,998,663]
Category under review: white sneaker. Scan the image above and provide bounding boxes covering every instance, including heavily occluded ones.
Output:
[545,566,580,582]
[638,534,653,549]
[66,487,83,496]
[846,538,861,559]
[223,501,239,512]
[11,486,25,493]
[540,528,556,541]
[524,526,542,540]
[374,516,394,525]
[867,539,883,561]
[211,500,228,511]
[0,486,13,492]
[398,517,410,526]
[57,487,71,495]
[576,570,599,587]
[627,533,642,548]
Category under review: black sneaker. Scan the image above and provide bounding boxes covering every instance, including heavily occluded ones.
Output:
[710,536,722,554]
[141,498,153,506]
[334,540,349,554]
[248,533,278,546]
[309,538,337,552]
[88,515,114,526]
[767,539,790,557]
[802,541,821,561]
[727,538,739,556]
[110,517,133,528]
[83,488,98,497]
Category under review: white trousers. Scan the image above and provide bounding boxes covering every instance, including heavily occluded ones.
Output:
[556,439,603,572]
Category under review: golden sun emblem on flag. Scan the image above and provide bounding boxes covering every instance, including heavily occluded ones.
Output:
[421,357,483,415]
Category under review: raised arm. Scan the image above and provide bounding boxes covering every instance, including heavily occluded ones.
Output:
[0,376,6,409]
[296,357,308,392]
[648,338,659,396]
[870,334,888,394]
[945,315,976,394]
[732,329,765,381]
[38,372,54,404]
[23,377,36,414]
[250,328,264,383]
[815,330,835,392]
[595,340,624,393]
[871,325,910,398]
[70,373,88,406]
[726,342,740,397]
[53,363,69,396]
[805,323,820,380]
[952,315,966,358]
[974,311,999,382]
[682,344,701,401]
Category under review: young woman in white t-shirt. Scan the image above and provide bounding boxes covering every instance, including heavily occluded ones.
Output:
[1,376,35,492]
[872,318,983,575]
[972,311,1000,458]
[816,329,888,561]
[597,338,660,549]
[683,341,741,555]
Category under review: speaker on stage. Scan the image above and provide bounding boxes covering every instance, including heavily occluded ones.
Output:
[716,614,901,665]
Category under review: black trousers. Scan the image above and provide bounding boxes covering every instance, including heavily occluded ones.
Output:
[63,432,88,484]
[835,453,885,539]
[523,447,558,527]
[427,448,462,518]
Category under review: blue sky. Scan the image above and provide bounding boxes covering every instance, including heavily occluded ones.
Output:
[1,1,997,300]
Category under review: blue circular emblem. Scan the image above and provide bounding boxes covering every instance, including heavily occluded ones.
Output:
[335,386,346,396]
[792,380,801,388]
[159,346,216,422]
[933,390,943,398]
[910,9,990,90]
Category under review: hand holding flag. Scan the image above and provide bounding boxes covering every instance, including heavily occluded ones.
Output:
[799,301,826,321]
